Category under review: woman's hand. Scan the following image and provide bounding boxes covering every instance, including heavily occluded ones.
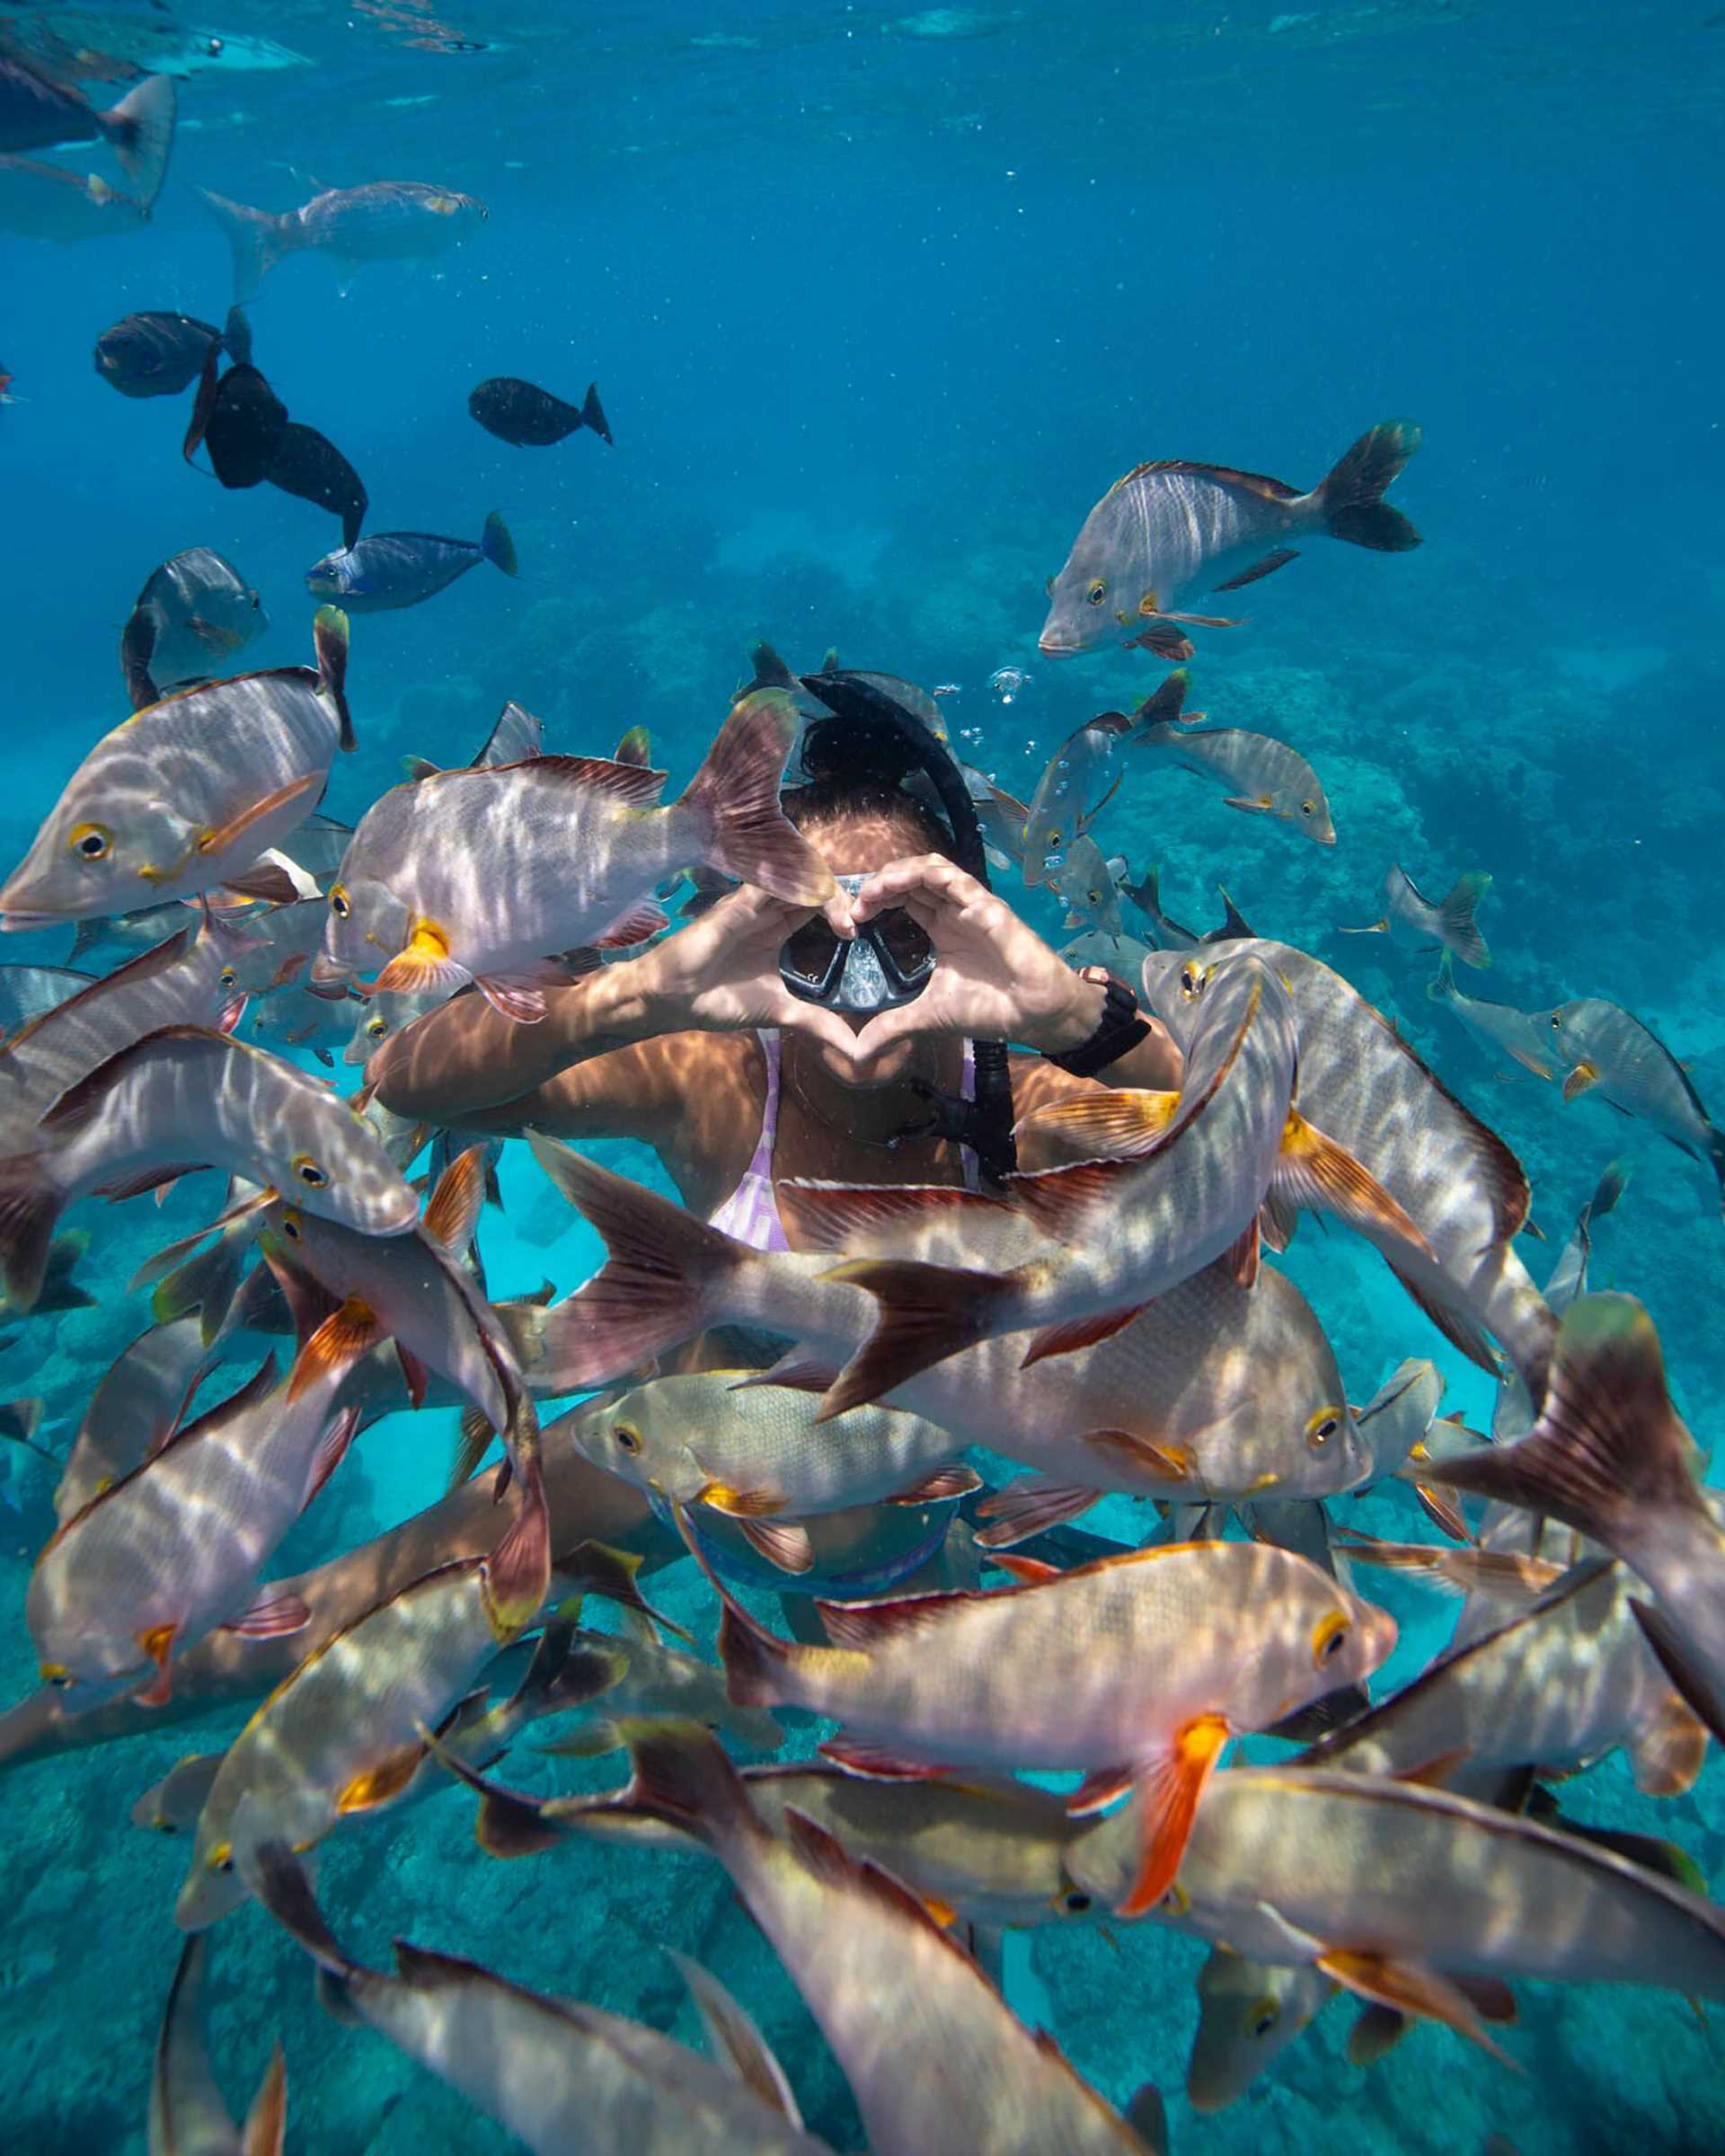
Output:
[845,854,1106,1074]
[625,884,861,1058]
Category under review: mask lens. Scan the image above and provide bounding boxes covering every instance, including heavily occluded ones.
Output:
[870,905,934,982]
[779,916,844,994]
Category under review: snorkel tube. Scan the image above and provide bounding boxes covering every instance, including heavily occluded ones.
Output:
[797,669,1018,1192]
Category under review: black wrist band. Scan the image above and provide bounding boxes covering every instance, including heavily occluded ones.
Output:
[1042,966,1152,1079]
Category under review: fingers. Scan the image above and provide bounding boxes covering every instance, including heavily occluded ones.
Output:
[769,993,861,1064]
[848,996,969,1075]
[851,853,987,924]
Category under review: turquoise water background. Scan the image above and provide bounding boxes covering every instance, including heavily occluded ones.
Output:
[2,3,1723,2149]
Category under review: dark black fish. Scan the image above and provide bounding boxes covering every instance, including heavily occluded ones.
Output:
[0,63,174,205]
[468,375,611,448]
[185,358,284,487]
[93,306,248,399]
[270,421,367,551]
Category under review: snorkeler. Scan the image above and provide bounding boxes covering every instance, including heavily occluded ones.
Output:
[370,671,1181,1600]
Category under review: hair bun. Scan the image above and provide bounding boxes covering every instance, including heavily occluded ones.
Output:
[798,714,923,791]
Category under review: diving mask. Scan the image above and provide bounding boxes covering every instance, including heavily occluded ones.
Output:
[778,872,935,1013]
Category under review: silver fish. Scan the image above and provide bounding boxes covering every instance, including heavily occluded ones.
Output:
[1344,863,1491,968]
[121,549,266,711]
[197,180,488,303]
[1040,420,1421,660]
[0,961,92,1037]
[1427,950,1553,1077]
[54,1313,214,1524]
[1187,1948,1334,2113]
[1020,711,1129,883]
[148,1934,286,2156]
[0,154,147,239]
[0,65,173,201]
[1531,995,1725,1212]
[0,608,350,923]
[316,689,832,1021]
[1052,834,1126,941]
[1125,671,1335,845]
[305,514,516,614]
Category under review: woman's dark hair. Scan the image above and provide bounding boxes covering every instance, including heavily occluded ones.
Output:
[785,715,954,853]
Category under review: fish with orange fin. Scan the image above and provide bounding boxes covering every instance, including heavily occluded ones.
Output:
[259,1141,526,1449]
[314,687,832,1022]
[684,1515,1392,1921]
[148,1933,287,2156]
[1065,1759,1725,2049]
[609,1719,1163,2153]
[0,608,351,927]
[0,1025,418,1310]
[1039,420,1421,660]
[1122,668,1336,845]
[576,1371,972,1576]
[818,955,1427,1415]
[1529,996,1725,1215]
[513,1136,1370,1536]
[242,1838,833,2154]
[1138,940,1554,1394]
[175,1463,549,1928]
[1420,1293,1725,1745]
[26,1312,366,1708]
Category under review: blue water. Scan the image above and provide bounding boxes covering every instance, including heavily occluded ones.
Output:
[2,3,1723,2150]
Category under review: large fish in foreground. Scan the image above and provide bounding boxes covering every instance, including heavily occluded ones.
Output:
[1530,994,1725,1212]
[614,1721,1162,2153]
[197,180,488,302]
[1421,1293,1725,1744]
[0,1025,419,1308]
[246,1841,833,2153]
[1040,420,1422,660]
[1139,940,1554,1391]
[697,1528,1393,1916]
[519,1138,1373,1537]
[315,689,834,1021]
[1066,1763,1725,2050]
[0,610,351,926]
[175,1478,550,1928]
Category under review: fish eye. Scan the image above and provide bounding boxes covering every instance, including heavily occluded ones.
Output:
[367,1016,389,1039]
[1312,1611,1351,1667]
[219,967,237,989]
[1549,1013,1562,1030]
[613,1423,642,1455]
[1300,800,1314,817]
[1086,579,1108,605]
[1048,828,1062,849]
[280,1210,303,1240]
[293,1155,329,1188]
[1179,964,1207,1001]
[1305,1409,1341,1452]
[329,886,351,920]
[1250,1997,1280,2038]
[250,591,261,610]
[1062,1889,1092,1914]
[68,822,112,861]
[209,1842,234,1873]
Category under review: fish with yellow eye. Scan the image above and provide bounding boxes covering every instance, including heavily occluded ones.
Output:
[196,179,488,304]
[686,1521,1393,1920]
[27,1333,359,1710]
[1050,834,1126,941]
[1524,995,1725,1215]
[1020,711,1133,885]
[312,688,833,1023]
[1186,1948,1336,2112]
[1121,669,1337,846]
[0,1023,417,1312]
[341,985,442,1066]
[175,1473,548,1930]
[1039,420,1422,661]
[0,608,350,928]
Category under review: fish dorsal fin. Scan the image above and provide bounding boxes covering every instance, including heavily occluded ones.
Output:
[1133,458,1302,501]
[813,1587,976,1648]
[781,1804,982,1961]
[0,927,199,1062]
[777,1178,1016,1257]
[422,1144,486,1253]
[666,1950,804,2127]
[39,1025,230,1134]
[509,752,665,805]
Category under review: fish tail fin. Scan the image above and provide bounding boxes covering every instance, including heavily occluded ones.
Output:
[1314,420,1423,551]
[678,690,835,906]
[0,1153,63,1313]
[195,186,289,305]
[482,1461,552,1640]
[1426,949,1456,1003]
[580,382,613,444]
[617,1716,766,1852]
[1438,870,1491,968]
[238,2043,287,2156]
[221,305,253,367]
[1126,668,1191,735]
[481,511,518,577]
[519,1132,744,1380]
[244,1839,354,1977]
[1423,1293,1708,1543]
[119,605,159,711]
[151,1231,244,1346]
[816,1258,1005,1418]
[666,1507,804,1711]
[312,605,354,752]
[100,75,176,208]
